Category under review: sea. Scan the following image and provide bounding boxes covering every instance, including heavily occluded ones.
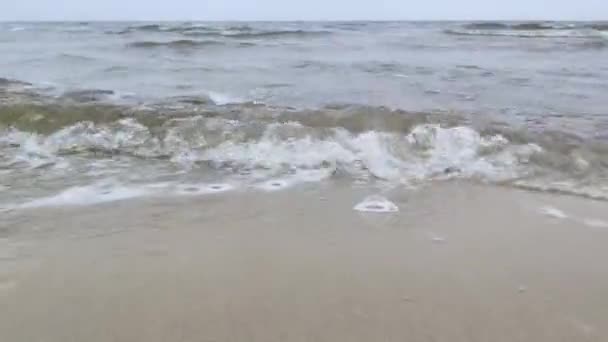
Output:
[1,21,608,210]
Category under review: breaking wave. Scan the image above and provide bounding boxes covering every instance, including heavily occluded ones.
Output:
[464,22,606,31]
[222,30,331,39]
[111,23,331,40]
[2,101,608,202]
[446,22,608,41]
[444,28,600,39]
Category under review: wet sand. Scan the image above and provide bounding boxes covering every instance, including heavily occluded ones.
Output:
[1,183,608,341]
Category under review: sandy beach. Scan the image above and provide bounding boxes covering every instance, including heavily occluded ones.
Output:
[1,182,607,341]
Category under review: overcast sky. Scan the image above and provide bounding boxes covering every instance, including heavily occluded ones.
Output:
[2,0,607,21]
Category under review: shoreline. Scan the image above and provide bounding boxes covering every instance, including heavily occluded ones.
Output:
[2,183,608,341]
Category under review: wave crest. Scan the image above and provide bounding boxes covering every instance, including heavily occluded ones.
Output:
[127,39,224,49]
[3,113,607,199]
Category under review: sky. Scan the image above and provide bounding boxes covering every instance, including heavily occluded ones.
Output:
[1,0,607,21]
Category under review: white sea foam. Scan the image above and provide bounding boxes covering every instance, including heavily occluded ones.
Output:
[202,123,540,186]
[539,206,568,219]
[354,195,399,213]
[582,219,608,229]
[0,120,547,187]
[20,182,152,208]
[0,119,159,170]
[5,118,605,202]
[3,181,242,209]
[207,91,243,105]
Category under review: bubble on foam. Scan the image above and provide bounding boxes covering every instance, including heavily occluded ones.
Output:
[176,183,234,195]
[203,123,357,179]
[539,206,568,219]
[208,183,232,191]
[402,124,540,182]
[354,195,399,213]
[256,179,291,191]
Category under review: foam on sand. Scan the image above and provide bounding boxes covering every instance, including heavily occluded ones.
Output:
[176,183,235,195]
[20,182,152,208]
[354,195,399,213]
[256,179,291,191]
[539,206,568,219]
[428,233,447,243]
[582,219,608,229]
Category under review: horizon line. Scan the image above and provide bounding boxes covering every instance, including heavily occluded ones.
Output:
[1,18,606,22]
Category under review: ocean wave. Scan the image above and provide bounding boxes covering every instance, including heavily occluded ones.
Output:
[323,22,369,31]
[0,78,32,88]
[589,23,608,31]
[449,21,608,40]
[111,24,201,35]
[127,39,225,49]
[57,53,97,62]
[511,23,558,30]
[463,22,511,30]
[444,28,598,39]
[110,23,330,40]
[464,22,583,31]
[225,25,254,32]
[0,118,538,182]
[2,101,608,200]
[222,30,331,39]
[119,24,164,33]
[61,89,116,103]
